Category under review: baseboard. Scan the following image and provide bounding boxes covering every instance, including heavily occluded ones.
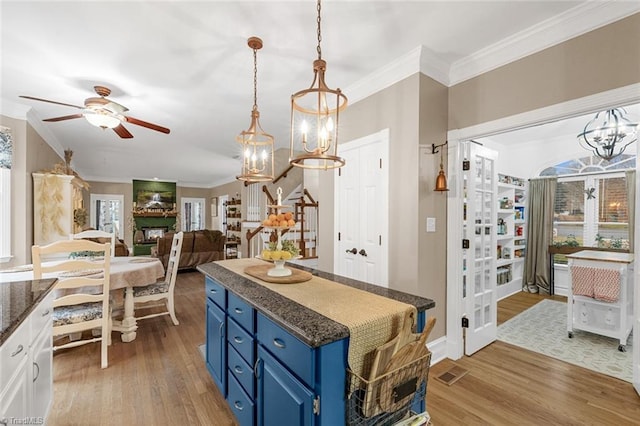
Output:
[427,336,447,365]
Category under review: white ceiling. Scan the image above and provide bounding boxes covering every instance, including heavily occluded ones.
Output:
[2,1,638,187]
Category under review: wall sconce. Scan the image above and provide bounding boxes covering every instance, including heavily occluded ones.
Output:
[431,142,449,192]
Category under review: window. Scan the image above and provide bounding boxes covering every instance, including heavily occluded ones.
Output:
[545,154,635,264]
[181,197,205,231]
[0,127,12,262]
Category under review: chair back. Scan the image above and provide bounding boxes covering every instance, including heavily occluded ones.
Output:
[70,230,116,257]
[32,239,111,368]
[165,232,184,288]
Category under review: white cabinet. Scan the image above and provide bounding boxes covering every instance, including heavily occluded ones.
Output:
[496,174,527,300]
[567,251,634,351]
[0,290,54,423]
[33,172,85,247]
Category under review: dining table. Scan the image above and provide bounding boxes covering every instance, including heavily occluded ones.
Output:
[0,256,165,342]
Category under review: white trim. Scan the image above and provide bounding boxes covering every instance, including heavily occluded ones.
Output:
[25,109,66,160]
[426,335,448,366]
[0,167,11,263]
[449,1,640,85]
[345,47,423,106]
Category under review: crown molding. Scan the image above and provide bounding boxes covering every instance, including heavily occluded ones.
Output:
[345,46,421,105]
[346,45,450,105]
[449,1,640,86]
[25,108,66,160]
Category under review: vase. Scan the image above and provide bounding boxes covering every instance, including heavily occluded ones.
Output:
[134,230,144,244]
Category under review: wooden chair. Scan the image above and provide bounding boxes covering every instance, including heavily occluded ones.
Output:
[132,231,184,325]
[70,229,116,258]
[32,240,112,369]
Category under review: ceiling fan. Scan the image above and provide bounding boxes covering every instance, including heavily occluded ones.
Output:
[19,85,170,139]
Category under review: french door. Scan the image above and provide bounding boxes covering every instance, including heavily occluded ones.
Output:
[462,142,498,355]
[90,194,124,238]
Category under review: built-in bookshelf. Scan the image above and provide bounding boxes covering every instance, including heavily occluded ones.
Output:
[497,173,527,300]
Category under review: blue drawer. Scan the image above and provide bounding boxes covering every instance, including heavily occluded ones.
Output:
[228,374,255,426]
[228,292,255,334]
[228,344,255,399]
[205,277,226,309]
[228,317,255,365]
[257,313,314,387]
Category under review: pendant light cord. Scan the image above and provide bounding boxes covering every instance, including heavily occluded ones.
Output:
[316,0,322,60]
[253,47,258,110]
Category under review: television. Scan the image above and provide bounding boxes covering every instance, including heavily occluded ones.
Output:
[142,226,169,243]
[136,189,174,210]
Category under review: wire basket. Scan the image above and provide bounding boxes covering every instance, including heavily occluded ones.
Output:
[346,351,431,426]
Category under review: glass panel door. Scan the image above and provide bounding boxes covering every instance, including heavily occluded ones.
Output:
[463,142,498,355]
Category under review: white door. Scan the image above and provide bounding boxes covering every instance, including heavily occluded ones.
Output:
[463,142,498,355]
[182,197,205,231]
[90,194,124,238]
[334,130,389,286]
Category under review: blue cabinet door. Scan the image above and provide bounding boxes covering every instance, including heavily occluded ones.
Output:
[256,346,315,426]
[206,299,226,395]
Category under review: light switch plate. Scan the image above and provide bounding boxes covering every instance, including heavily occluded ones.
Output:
[426,217,436,232]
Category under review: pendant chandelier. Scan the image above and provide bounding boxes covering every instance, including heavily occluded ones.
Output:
[289,0,347,170]
[577,108,638,160]
[236,36,274,183]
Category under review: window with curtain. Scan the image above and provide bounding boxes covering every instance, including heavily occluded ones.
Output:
[0,127,12,262]
[542,154,635,264]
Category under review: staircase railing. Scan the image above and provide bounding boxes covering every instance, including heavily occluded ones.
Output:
[245,185,318,259]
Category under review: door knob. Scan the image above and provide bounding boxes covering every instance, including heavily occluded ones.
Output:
[359,249,368,257]
[346,248,357,254]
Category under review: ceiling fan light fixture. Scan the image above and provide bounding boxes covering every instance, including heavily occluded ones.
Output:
[83,110,121,129]
[577,108,638,160]
[289,0,346,170]
[236,36,274,183]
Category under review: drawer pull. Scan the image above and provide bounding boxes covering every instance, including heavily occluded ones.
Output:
[42,309,50,316]
[233,336,244,344]
[209,288,217,294]
[273,338,286,349]
[219,322,225,338]
[234,365,244,374]
[11,344,24,357]
[234,401,244,411]
[234,307,243,314]
[33,362,40,382]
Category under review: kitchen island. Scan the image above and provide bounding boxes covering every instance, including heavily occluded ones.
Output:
[198,259,435,426]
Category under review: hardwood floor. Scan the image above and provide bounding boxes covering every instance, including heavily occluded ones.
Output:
[48,273,639,425]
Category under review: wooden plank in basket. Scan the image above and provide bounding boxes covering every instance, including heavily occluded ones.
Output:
[244,264,313,284]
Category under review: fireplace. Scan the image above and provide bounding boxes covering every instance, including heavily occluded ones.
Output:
[142,226,169,244]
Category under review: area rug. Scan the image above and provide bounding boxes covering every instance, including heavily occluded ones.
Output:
[497,300,632,382]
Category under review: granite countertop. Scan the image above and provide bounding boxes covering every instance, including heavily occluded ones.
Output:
[197,261,435,348]
[0,278,57,346]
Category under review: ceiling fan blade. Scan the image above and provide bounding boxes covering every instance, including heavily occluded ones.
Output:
[19,95,83,109]
[125,116,170,134]
[113,124,134,139]
[43,114,84,122]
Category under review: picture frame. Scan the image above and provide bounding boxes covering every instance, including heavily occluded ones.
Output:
[211,197,218,217]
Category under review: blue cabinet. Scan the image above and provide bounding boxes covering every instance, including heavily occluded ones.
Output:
[205,277,226,395]
[257,345,315,426]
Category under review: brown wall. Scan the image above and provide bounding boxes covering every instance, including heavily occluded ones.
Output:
[449,13,640,130]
